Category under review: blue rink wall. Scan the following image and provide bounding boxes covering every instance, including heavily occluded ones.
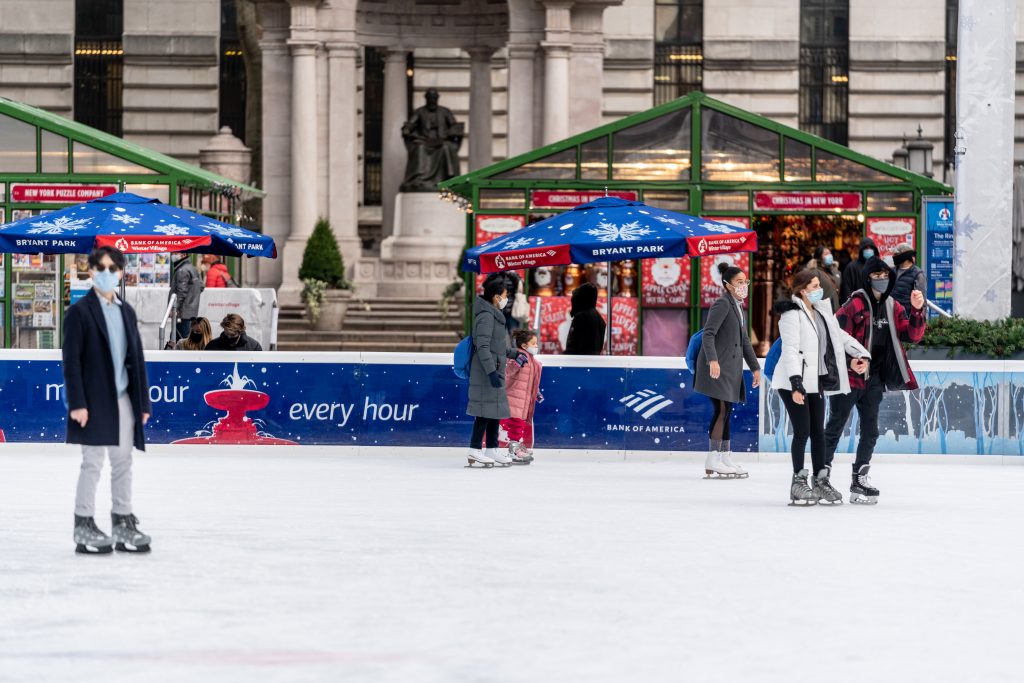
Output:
[0,352,1019,456]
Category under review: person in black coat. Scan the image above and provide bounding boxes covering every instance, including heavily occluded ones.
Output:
[204,313,264,351]
[564,282,606,355]
[63,246,153,554]
[839,238,879,303]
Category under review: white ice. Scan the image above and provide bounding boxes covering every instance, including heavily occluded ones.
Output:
[1,446,1022,683]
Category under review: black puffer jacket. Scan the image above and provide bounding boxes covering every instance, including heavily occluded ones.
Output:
[840,238,879,303]
[564,283,606,355]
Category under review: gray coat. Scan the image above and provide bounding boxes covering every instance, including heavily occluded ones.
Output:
[694,293,761,403]
[171,258,204,319]
[467,296,517,419]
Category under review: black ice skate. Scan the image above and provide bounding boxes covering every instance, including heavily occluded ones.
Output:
[850,464,880,505]
[74,515,113,554]
[788,469,819,506]
[812,467,843,505]
[111,513,152,553]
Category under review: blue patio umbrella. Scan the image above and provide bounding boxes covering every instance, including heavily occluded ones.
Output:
[463,196,756,274]
[0,192,276,258]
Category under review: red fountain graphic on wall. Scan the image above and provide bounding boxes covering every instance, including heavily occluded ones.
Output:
[172,364,296,445]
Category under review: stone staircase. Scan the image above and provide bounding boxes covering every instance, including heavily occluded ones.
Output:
[275,297,464,353]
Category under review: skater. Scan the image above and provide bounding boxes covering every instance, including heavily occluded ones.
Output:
[170,252,203,341]
[466,277,521,467]
[773,270,870,506]
[839,237,878,302]
[693,262,761,478]
[890,243,927,313]
[564,282,606,355]
[824,256,926,504]
[62,246,152,554]
[503,329,544,465]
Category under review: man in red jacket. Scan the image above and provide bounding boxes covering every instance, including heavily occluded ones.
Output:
[823,256,926,504]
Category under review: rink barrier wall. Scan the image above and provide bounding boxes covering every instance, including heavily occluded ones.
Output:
[0,352,1018,456]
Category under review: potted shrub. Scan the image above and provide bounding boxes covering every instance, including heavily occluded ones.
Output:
[299,218,352,331]
[913,316,1024,360]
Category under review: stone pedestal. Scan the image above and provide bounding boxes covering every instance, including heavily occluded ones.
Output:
[377,192,466,298]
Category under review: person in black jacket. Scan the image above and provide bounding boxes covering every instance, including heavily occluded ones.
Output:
[63,246,152,555]
[205,313,263,351]
[890,243,927,312]
[564,282,606,355]
[839,238,879,303]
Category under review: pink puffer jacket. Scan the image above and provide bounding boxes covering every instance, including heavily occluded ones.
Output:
[505,354,542,421]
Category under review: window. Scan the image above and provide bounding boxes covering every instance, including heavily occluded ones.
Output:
[73,141,156,175]
[815,150,893,182]
[944,0,958,174]
[0,114,38,173]
[612,108,691,181]
[701,110,780,182]
[363,47,384,206]
[653,0,703,105]
[799,0,849,144]
[74,0,124,136]
[495,148,577,180]
[219,0,246,141]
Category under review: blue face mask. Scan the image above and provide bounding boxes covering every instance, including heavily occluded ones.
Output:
[862,249,875,260]
[806,289,824,304]
[93,269,119,293]
[823,254,834,266]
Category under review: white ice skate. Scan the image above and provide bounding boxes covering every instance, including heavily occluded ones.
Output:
[486,447,512,467]
[719,449,748,478]
[704,450,738,479]
[508,441,532,465]
[466,448,495,468]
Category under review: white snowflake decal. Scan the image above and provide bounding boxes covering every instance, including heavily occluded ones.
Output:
[200,222,250,238]
[111,213,141,225]
[699,221,736,234]
[653,215,683,226]
[503,236,534,250]
[585,220,652,242]
[153,224,190,236]
[26,215,94,235]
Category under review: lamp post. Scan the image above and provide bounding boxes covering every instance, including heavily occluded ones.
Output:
[906,125,934,177]
[891,142,910,169]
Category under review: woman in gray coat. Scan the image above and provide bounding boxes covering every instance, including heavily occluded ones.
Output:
[466,277,524,467]
[694,262,761,479]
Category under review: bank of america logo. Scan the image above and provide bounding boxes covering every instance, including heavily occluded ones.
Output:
[619,389,673,419]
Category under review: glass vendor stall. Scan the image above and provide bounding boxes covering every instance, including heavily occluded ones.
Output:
[441,92,952,356]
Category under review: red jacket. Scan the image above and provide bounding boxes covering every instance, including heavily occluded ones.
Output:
[835,257,925,391]
[206,262,231,288]
[505,353,542,421]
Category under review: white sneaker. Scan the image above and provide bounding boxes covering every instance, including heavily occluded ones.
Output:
[486,447,512,466]
[467,448,495,468]
[720,451,748,478]
[704,450,737,478]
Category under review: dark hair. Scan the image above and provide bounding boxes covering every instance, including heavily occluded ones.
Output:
[221,313,246,335]
[482,277,508,302]
[717,261,743,285]
[512,329,537,349]
[813,245,830,263]
[88,246,126,270]
[790,269,819,297]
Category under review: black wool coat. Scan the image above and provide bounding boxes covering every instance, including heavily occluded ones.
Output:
[62,289,151,451]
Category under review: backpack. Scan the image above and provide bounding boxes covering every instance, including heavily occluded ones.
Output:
[763,337,783,383]
[684,329,704,375]
[453,335,474,379]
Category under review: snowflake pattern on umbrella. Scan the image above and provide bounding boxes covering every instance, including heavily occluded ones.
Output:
[699,221,736,234]
[585,220,653,242]
[110,213,141,225]
[26,215,94,235]
[200,222,250,239]
[503,236,535,250]
[153,224,190,236]
[651,215,683,226]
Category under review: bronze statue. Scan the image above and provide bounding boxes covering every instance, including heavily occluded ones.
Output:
[400,88,464,192]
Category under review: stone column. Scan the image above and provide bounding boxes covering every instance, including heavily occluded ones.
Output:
[506,43,537,157]
[327,41,362,273]
[541,2,572,145]
[468,47,495,171]
[569,3,606,134]
[381,49,410,238]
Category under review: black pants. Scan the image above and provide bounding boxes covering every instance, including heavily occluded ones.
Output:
[708,398,733,441]
[470,417,500,449]
[824,373,884,470]
[778,390,826,474]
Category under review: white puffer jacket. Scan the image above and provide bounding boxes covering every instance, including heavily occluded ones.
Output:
[772,296,870,396]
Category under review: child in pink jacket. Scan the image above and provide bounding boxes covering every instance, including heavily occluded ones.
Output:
[503,329,543,464]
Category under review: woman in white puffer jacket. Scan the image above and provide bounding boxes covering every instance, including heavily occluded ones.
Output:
[773,269,870,506]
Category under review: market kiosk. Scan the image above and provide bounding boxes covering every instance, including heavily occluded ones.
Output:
[0,97,261,349]
[440,92,952,356]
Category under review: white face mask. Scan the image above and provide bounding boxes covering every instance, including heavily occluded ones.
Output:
[527,346,539,356]
[496,296,508,309]
[731,283,749,300]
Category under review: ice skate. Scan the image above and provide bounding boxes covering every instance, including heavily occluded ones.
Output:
[704,450,738,479]
[850,464,880,505]
[789,469,819,506]
[466,448,495,468]
[111,513,151,553]
[486,447,512,467]
[719,442,748,478]
[812,467,843,505]
[508,441,532,466]
[74,515,113,554]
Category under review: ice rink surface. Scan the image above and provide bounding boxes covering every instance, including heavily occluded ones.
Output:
[0,446,1021,683]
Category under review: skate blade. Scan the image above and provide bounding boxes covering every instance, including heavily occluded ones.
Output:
[817,499,843,505]
[75,543,113,554]
[509,460,530,466]
[788,499,818,507]
[704,472,739,479]
[115,542,151,553]
[465,462,494,468]
[850,495,878,505]
[730,472,750,479]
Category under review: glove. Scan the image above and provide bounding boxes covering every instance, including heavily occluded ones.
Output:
[488,371,503,388]
[536,392,544,403]
[515,352,529,367]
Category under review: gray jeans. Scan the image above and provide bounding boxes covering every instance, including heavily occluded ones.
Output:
[74,394,135,517]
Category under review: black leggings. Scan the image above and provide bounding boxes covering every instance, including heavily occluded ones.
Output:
[778,390,826,474]
[470,417,500,449]
[708,398,733,441]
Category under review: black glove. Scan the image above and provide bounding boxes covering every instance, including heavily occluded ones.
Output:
[515,352,529,367]
[488,371,503,388]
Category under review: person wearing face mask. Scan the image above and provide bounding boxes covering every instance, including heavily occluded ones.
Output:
[466,278,522,467]
[204,313,263,351]
[501,329,545,465]
[806,245,840,312]
[174,316,212,351]
[170,252,204,342]
[693,262,762,479]
[839,237,879,303]
[62,246,152,555]
[772,271,870,506]
[889,243,927,313]
[823,256,926,504]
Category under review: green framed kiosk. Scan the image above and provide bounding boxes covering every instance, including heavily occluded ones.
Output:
[0,97,261,350]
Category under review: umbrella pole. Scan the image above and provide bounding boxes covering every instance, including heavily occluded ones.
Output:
[606,261,612,355]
